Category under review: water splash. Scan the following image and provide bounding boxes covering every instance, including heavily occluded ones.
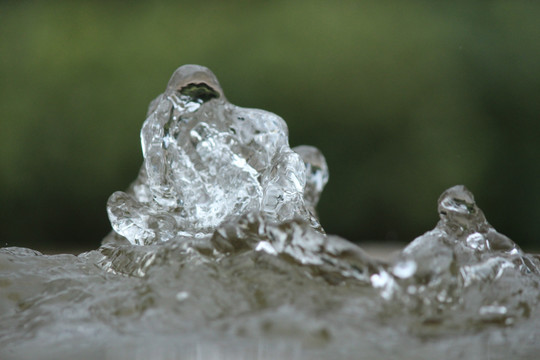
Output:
[106,65,326,246]
[379,186,540,329]
[2,65,540,359]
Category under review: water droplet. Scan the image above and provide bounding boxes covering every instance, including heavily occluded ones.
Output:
[480,305,507,315]
[176,291,190,302]
[466,232,486,251]
[392,259,417,279]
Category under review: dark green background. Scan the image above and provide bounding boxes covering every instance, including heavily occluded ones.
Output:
[1,1,539,252]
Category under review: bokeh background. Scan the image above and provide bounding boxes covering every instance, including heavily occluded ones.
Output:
[1,0,539,252]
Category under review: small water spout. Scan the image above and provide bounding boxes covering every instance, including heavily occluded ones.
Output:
[107,65,327,246]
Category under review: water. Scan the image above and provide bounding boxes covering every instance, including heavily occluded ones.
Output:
[1,65,539,359]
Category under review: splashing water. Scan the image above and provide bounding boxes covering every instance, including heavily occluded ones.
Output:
[106,64,324,246]
[1,65,539,360]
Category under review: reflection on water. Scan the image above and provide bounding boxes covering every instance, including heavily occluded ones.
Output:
[1,65,539,359]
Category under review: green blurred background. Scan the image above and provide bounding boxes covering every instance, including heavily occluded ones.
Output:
[1,0,539,252]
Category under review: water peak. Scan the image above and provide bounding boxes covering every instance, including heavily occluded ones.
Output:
[437,185,486,234]
[166,64,224,102]
[106,65,327,246]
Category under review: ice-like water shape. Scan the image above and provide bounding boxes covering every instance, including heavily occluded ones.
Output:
[106,65,327,245]
[1,65,540,360]
[380,186,540,328]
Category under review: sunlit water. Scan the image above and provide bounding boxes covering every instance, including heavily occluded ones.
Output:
[1,65,539,360]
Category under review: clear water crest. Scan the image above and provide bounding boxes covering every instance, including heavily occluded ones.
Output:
[1,65,539,360]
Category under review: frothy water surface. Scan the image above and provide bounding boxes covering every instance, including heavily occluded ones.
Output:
[1,65,539,360]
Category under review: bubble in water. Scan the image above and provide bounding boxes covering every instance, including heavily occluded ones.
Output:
[292,145,329,214]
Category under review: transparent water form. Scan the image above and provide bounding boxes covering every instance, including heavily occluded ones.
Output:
[1,65,539,360]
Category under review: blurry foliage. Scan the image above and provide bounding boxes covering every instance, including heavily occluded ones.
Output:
[0,0,539,251]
